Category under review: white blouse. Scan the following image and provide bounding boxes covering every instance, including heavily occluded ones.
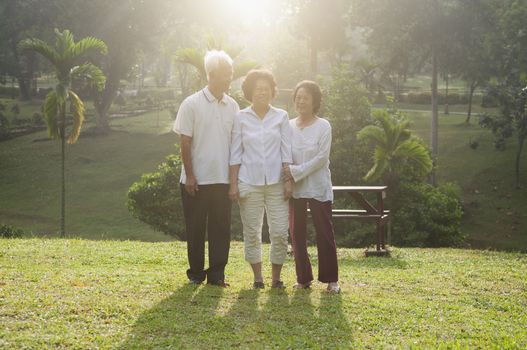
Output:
[230,106,292,186]
[289,117,333,202]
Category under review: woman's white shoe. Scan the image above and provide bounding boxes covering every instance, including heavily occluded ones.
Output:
[327,282,340,294]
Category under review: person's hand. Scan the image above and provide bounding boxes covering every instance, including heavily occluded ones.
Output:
[185,175,199,196]
[283,180,293,201]
[282,165,294,183]
[229,183,239,201]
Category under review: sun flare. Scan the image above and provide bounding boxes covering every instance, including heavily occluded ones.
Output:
[224,0,271,25]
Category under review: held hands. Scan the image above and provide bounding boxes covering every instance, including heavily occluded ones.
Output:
[282,165,294,200]
[229,183,239,202]
[185,175,199,196]
[282,165,294,183]
[283,179,293,201]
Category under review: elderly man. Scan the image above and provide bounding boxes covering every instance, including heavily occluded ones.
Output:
[173,50,239,287]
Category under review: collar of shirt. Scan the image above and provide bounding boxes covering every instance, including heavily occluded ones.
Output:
[242,105,278,119]
[202,86,227,105]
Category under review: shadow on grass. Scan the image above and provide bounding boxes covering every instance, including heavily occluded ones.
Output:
[117,283,225,349]
[338,255,409,270]
[119,283,352,348]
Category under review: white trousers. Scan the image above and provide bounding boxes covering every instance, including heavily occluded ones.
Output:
[238,182,289,265]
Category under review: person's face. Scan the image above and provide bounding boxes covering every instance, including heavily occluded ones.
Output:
[208,61,233,94]
[294,87,314,116]
[252,79,273,107]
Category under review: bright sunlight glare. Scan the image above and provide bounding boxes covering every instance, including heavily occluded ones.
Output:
[224,0,274,26]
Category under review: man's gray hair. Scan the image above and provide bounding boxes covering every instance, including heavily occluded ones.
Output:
[204,50,233,79]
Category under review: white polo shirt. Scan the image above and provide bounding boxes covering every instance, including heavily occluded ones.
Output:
[289,117,333,202]
[173,87,239,185]
[230,105,293,186]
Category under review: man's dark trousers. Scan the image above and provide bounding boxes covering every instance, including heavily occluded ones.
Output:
[180,183,231,283]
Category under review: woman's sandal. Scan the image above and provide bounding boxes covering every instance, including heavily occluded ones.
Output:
[253,281,265,289]
[271,280,285,289]
[293,282,311,289]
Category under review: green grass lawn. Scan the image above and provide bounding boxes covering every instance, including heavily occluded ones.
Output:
[0,239,525,349]
[0,105,177,241]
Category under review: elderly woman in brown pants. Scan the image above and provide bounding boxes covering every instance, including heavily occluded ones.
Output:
[283,80,340,293]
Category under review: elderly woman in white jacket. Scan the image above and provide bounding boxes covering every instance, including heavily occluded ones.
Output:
[284,80,340,293]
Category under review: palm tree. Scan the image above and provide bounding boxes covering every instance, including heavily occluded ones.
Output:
[19,29,107,237]
[175,35,260,89]
[357,110,433,189]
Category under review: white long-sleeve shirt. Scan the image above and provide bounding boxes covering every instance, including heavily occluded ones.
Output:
[230,105,292,186]
[289,117,333,202]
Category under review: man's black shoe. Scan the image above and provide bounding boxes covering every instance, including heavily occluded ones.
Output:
[207,280,230,287]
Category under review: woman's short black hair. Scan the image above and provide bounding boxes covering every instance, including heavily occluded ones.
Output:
[293,80,322,114]
[241,69,277,101]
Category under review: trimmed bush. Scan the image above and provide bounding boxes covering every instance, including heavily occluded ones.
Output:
[0,224,25,238]
[127,155,186,239]
[391,182,465,247]
[481,93,500,108]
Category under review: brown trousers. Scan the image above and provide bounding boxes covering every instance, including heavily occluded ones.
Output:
[289,198,339,284]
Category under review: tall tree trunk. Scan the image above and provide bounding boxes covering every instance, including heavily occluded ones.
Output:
[12,42,32,101]
[93,60,121,132]
[60,104,66,237]
[515,133,525,189]
[444,73,449,115]
[465,80,477,124]
[430,48,439,186]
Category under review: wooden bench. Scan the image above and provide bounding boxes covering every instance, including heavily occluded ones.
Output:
[309,186,390,256]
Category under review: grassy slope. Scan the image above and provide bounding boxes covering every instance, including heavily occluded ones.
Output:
[402,109,527,251]
[0,107,176,241]
[0,239,525,349]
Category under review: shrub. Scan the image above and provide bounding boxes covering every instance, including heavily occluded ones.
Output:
[127,155,186,239]
[401,92,470,105]
[136,89,175,101]
[481,93,500,108]
[323,65,374,186]
[32,112,45,126]
[390,182,465,247]
[10,103,20,116]
[0,112,9,128]
[0,224,25,238]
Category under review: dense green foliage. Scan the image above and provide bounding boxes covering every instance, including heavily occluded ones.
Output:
[480,76,527,188]
[0,224,25,238]
[391,182,464,247]
[127,155,185,239]
[322,65,373,186]
[358,109,432,186]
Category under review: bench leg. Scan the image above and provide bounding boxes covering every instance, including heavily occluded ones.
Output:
[376,220,382,251]
[376,220,386,252]
[380,222,386,250]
